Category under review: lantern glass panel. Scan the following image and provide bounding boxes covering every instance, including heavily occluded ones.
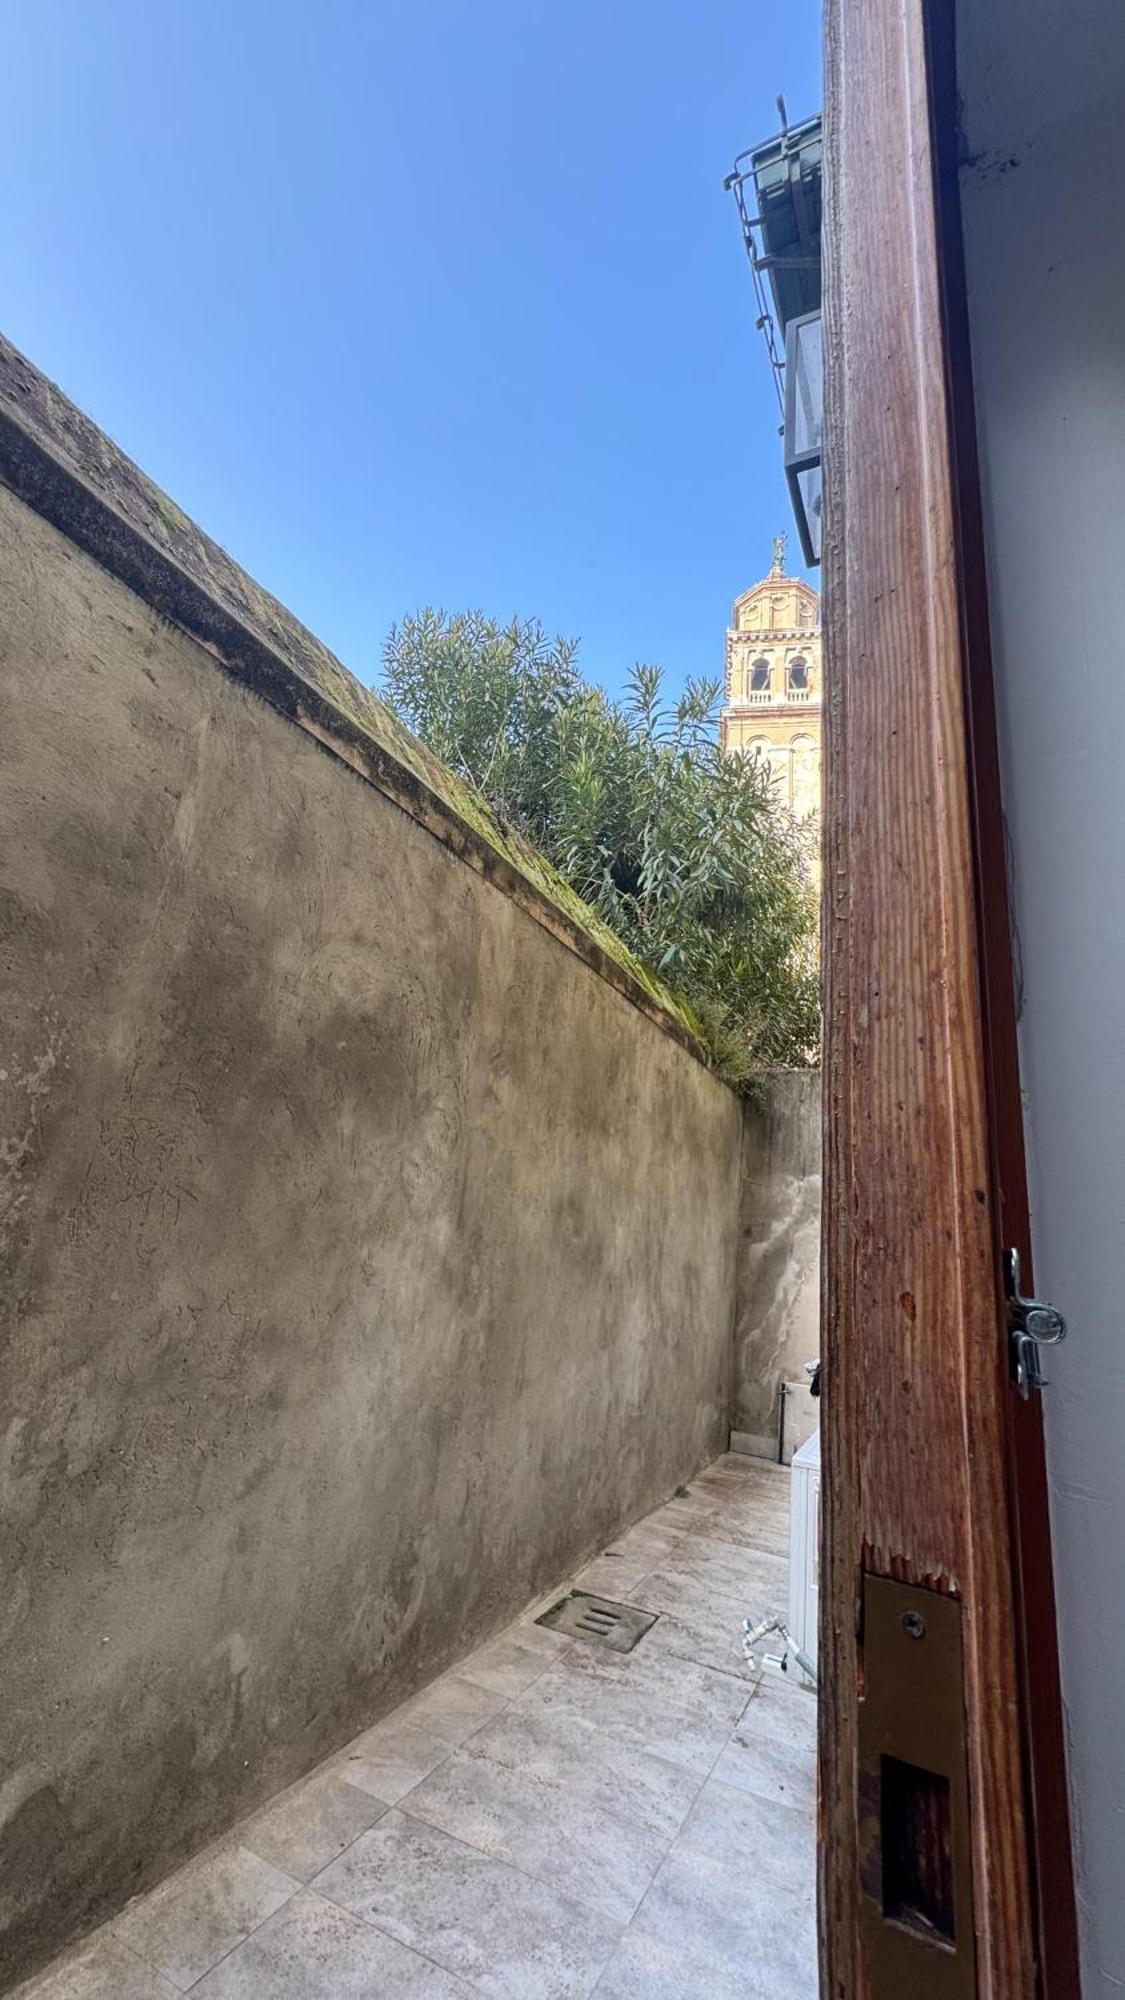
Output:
[794,463,823,563]
[791,314,823,459]
[784,311,823,568]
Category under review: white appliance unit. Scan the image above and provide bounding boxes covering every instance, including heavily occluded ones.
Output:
[787,1426,820,1689]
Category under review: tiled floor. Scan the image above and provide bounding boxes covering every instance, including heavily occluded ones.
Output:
[16,1454,817,1999]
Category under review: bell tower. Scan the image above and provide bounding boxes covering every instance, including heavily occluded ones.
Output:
[720,537,822,826]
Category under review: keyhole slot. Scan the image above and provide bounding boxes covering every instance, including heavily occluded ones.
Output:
[881,1754,956,1946]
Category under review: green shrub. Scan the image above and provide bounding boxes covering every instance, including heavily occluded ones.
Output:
[383,610,819,1083]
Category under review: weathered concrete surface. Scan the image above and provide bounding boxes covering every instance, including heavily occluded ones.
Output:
[731,1073,821,1461]
[0,478,742,1990]
[0,334,700,1050]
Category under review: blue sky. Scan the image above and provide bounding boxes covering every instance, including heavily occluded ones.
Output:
[2,1,820,703]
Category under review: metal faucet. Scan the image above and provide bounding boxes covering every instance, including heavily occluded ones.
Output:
[743,1612,818,1685]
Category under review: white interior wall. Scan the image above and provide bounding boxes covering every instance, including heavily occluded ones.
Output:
[957,7,1125,1991]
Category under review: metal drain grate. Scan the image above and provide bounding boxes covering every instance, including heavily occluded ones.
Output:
[535,1590,657,1654]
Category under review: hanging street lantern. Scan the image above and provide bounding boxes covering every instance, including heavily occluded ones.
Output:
[726,111,823,568]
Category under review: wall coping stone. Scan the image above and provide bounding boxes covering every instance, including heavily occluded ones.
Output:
[0,334,707,1063]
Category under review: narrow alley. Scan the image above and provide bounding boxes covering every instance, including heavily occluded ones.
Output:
[17,1454,816,1999]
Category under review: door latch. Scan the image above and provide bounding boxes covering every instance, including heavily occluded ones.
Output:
[1004,1247,1066,1399]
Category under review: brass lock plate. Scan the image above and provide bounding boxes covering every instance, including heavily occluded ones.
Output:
[857,1574,976,1997]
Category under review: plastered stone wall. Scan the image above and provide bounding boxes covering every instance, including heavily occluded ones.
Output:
[731,1071,822,1462]
[0,474,743,1988]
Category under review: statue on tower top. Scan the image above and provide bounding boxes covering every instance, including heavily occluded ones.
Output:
[770,532,788,578]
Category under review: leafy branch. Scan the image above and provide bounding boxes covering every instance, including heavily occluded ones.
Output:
[383,610,819,1085]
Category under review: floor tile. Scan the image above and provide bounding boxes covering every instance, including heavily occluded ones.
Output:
[517,1649,747,1781]
[631,1836,817,1997]
[715,1513,791,1548]
[459,1624,569,1698]
[656,1535,788,1607]
[591,1926,778,2000]
[571,1555,654,1601]
[110,1843,298,1991]
[677,1774,815,1869]
[698,1474,790,1513]
[188,1889,471,1997]
[693,1469,790,1507]
[603,1519,687,1562]
[689,1462,790,1510]
[237,1765,388,1882]
[312,1809,618,1998]
[684,1508,790,1558]
[620,1565,734,1618]
[11,1933,179,1999]
[641,1496,720,1538]
[462,1704,699,1845]
[403,1747,668,1925]
[639,1597,760,1684]
[709,1677,817,1813]
[336,1717,454,1805]
[709,1476,790,1505]
[696,1462,790,1496]
[544,1632,751,1723]
[635,1566,773,1637]
[693,1455,788,1492]
[396,1672,509,1749]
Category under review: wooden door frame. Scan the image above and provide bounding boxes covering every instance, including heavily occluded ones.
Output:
[922,7,1081,1990]
[819,0,1078,1992]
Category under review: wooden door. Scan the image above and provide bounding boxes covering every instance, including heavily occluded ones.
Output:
[819,1,1079,1993]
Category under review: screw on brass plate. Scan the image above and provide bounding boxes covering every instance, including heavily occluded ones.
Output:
[901,1609,926,1640]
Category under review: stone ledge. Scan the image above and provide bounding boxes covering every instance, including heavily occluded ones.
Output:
[0,334,706,1064]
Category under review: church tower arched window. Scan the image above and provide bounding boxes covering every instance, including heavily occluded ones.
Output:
[749,657,771,697]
